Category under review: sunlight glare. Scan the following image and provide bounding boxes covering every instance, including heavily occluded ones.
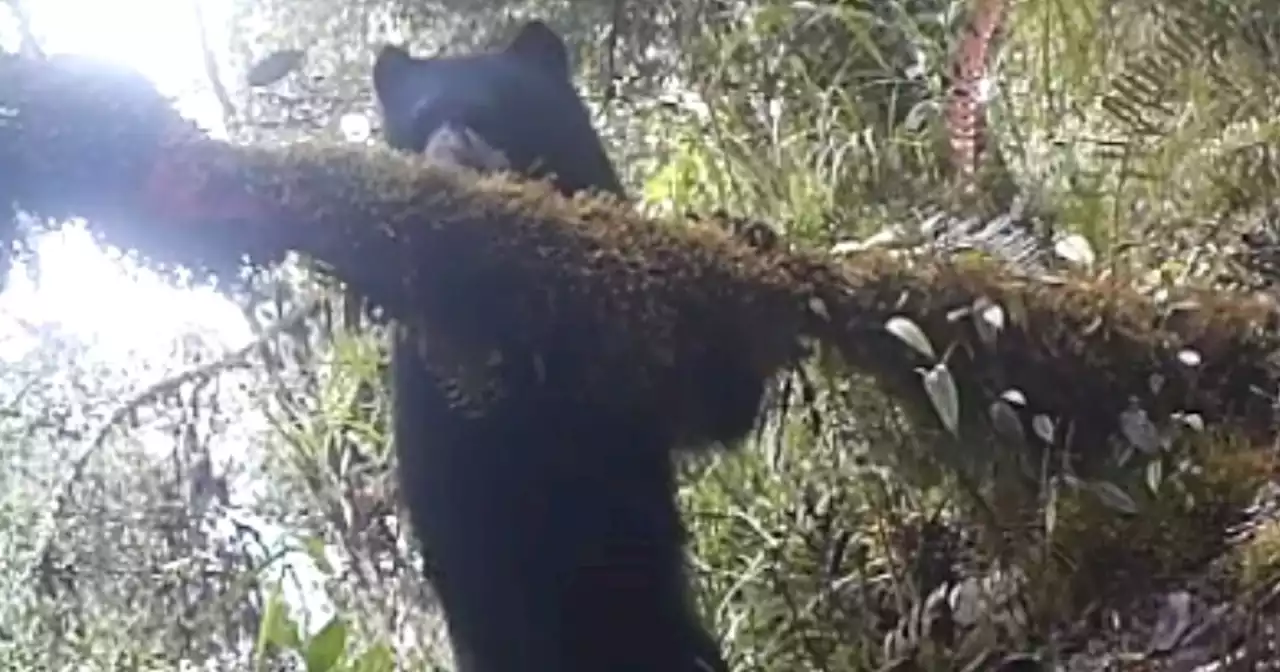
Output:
[0,226,252,358]
[31,0,232,131]
[6,0,249,357]
[9,0,343,628]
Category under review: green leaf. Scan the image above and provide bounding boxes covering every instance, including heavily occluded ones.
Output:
[256,589,301,661]
[1088,480,1139,516]
[1146,458,1164,495]
[1044,479,1059,537]
[886,315,936,360]
[305,617,349,672]
[922,362,960,436]
[972,298,1005,347]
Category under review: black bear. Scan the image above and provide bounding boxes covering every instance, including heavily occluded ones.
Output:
[372,20,730,672]
[373,20,625,199]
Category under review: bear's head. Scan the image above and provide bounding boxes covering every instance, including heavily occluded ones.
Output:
[372,21,625,198]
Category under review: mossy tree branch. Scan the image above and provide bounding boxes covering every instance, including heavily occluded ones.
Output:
[2,52,1279,459]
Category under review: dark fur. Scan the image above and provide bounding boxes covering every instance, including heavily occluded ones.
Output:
[375,21,730,671]
[373,20,624,198]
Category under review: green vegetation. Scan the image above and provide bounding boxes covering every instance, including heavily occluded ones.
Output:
[3,0,1280,670]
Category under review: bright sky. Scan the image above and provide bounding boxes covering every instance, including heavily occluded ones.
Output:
[1,0,342,635]
[0,0,251,358]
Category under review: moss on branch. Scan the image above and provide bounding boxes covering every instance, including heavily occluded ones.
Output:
[2,53,1280,458]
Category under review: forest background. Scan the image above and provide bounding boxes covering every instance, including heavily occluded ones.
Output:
[2,0,1280,669]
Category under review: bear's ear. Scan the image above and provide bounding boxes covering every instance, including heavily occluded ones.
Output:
[505,20,570,80]
[373,44,415,102]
